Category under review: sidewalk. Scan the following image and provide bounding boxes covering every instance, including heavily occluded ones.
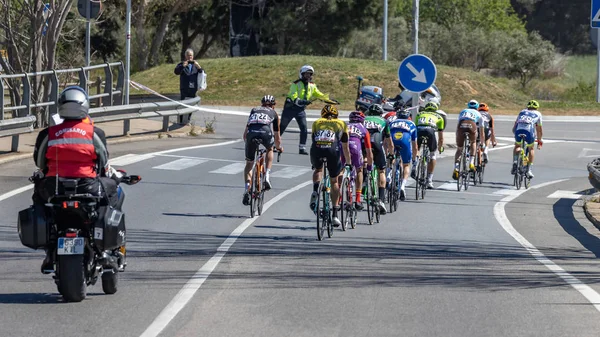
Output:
[0,118,197,164]
[584,194,600,230]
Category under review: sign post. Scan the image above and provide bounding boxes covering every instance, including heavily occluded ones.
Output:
[592,0,600,102]
[398,54,437,119]
[411,0,420,112]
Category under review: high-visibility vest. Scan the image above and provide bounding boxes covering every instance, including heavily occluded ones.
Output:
[46,118,97,178]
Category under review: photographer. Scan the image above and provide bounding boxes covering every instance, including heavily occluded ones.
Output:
[174,48,203,123]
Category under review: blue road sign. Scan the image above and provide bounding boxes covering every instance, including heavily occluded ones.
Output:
[593,0,600,28]
[398,54,437,93]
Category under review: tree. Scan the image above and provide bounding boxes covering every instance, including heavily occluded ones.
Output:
[175,0,229,60]
[0,0,73,127]
[500,31,555,88]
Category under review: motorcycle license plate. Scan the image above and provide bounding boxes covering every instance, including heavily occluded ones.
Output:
[57,237,84,255]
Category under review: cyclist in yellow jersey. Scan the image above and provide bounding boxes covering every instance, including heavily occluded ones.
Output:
[309,105,352,227]
[413,102,445,189]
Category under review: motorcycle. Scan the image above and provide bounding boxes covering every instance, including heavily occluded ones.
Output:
[17,172,141,302]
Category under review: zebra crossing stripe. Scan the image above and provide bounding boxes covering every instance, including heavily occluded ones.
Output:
[153,158,208,171]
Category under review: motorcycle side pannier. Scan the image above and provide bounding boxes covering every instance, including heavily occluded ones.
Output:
[94,207,125,251]
[17,204,49,249]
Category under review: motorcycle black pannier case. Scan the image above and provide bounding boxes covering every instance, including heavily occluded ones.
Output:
[95,207,125,251]
[17,204,49,249]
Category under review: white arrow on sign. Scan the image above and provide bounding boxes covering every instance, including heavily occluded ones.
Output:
[406,62,427,83]
[594,8,600,22]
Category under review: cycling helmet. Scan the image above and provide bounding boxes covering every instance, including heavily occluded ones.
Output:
[261,95,275,106]
[467,99,479,110]
[396,109,411,120]
[321,104,338,118]
[367,103,384,116]
[478,102,489,112]
[349,111,365,123]
[424,102,438,112]
[393,100,406,111]
[299,65,314,79]
[527,99,540,110]
[427,96,441,106]
[58,86,90,119]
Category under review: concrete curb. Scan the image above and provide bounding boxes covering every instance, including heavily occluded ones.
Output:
[0,131,202,166]
[584,193,600,231]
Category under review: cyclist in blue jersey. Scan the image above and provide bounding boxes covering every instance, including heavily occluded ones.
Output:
[512,100,543,178]
[388,109,417,201]
[452,100,485,180]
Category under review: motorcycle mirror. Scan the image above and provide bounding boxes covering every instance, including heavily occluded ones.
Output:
[128,175,141,185]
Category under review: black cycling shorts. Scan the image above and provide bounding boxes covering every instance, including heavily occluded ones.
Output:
[310,147,343,177]
[245,131,274,161]
[417,127,437,152]
[370,140,386,170]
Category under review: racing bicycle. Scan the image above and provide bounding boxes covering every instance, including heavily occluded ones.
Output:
[248,139,281,217]
[314,157,334,240]
[457,132,471,192]
[363,167,380,225]
[340,165,357,230]
[415,136,430,200]
[386,154,401,212]
[513,135,539,190]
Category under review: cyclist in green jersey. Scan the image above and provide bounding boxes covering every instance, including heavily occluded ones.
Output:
[413,102,445,189]
[364,104,393,214]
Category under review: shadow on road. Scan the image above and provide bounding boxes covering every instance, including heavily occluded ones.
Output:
[552,188,600,258]
[163,212,247,219]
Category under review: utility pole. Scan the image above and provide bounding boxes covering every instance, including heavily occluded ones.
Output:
[383,0,388,61]
[412,0,420,115]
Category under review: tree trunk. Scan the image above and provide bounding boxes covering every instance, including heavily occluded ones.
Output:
[147,2,183,67]
[133,0,148,71]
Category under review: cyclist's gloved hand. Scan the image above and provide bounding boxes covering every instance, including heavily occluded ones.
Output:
[345,164,352,170]
[295,99,311,107]
[439,146,444,154]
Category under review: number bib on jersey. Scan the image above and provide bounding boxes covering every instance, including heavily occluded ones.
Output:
[247,112,272,125]
[348,125,364,139]
[314,129,336,148]
[364,120,383,132]
[459,110,478,121]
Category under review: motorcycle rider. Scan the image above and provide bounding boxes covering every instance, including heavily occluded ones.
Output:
[32,86,124,274]
[279,65,332,155]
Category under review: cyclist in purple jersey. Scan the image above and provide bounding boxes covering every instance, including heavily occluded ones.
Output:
[342,111,373,210]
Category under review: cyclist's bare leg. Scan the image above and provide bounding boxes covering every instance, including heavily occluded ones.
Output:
[312,168,323,184]
[331,173,341,208]
[528,146,535,164]
[454,147,463,166]
[265,147,274,170]
[244,161,253,190]
[402,163,411,181]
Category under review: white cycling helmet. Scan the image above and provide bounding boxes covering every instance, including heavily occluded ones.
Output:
[426,96,441,106]
[299,65,314,79]
[467,99,479,109]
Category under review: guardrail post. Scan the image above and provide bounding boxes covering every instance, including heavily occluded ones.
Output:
[78,67,88,94]
[115,62,124,105]
[95,76,102,107]
[0,78,4,121]
[49,70,59,124]
[21,75,31,118]
[103,62,113,107]
[162,116,169,132]
[11,135,19,152]
[123,120,130,136]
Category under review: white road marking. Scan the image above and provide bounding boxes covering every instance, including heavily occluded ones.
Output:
[493,179,600,313]
[547,190,584,200]
[0,185,33,202]
[212,162,246,175]
[155,154,309,168]
[578,148,600,158]
[436,181,458,191]
[493,189,522,196]
[139,180,312,337]
[0,140,244,204]
[270,167,312,178]
[109,153,155,166]
[152,158,208,171]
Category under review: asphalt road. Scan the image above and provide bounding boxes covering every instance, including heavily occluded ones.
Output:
[1,111,600,336]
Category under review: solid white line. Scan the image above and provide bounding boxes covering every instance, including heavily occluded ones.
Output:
[493,179,600,313]
[211,162,245,175]
[152,158,208,171]
[0,185,33,202]
[139,180,312,337]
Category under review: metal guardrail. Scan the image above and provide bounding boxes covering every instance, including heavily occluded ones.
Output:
[588,158,600,191]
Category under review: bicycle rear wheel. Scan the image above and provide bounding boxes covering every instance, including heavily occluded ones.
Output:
[515,156,523,190]
[250,164,258,217]
[349,179,357,229]
[391,165,399,212]
[420,152,428,200]
[316,183,324,241]
[478,159,485,185]
[325,187,333,238]
[257,170,265,215]
[473,150,479,186]
[341,176,349,231]
[364,178,373,225]
[372,170,380,223]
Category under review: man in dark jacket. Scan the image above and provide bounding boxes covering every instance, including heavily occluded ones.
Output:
[174,48,203,124]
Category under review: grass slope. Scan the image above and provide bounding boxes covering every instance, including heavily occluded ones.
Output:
[131,55,600,115]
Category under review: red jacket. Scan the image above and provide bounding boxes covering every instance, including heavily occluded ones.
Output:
[45,118,97,178]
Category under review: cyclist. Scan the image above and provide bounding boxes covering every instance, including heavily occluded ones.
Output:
[383,100,406,123]
[344,110,374,210]
[309,105,352,227]
[452,100,484,180]
[477,103,497,164]
[280,65,331,155]
[364,103,393,214]
[414,102,445,189]
[389,109,417,200]
[512,100,543,178]
[242,95,282,205]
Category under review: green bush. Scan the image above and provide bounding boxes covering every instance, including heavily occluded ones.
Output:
[561,81,596,102]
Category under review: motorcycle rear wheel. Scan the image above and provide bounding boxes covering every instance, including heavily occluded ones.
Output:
[57,255,87,302]
[101,270,118,294]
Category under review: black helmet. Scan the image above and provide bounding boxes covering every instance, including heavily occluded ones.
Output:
[396,109,411,120]
[393,100,406,111]
[367,103,384,116]
[58,86,89,119]
[261,95,275,106]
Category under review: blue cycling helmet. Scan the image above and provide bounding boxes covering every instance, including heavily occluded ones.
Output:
[467,99,479,110]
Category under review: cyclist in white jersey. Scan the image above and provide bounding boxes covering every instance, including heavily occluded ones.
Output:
[512,100,543,178]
